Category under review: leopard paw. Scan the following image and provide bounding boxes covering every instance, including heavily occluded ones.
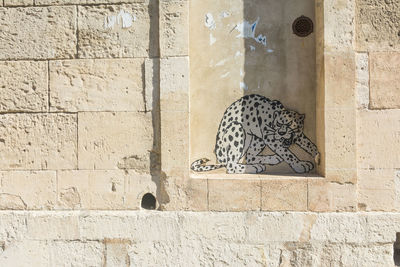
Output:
[291,161,314,173]
[245,164,266,174]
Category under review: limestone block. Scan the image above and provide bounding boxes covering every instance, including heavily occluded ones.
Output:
[365,214,400,243]
[80,212,180,241]
[357,169,400,211]
[310,214,367,243]
[0,213,27,243]
[369,52,400,109]
[161,111,188,174]
[324,0,355,50]
[104,239,130,267]
[247,213,308,243]
[325,52,356,108]
[0,171,57,210]
[0,240,50,266]
[78,3,158,58]
[261,180,307,211]
[357,110,400,169]
[50,59,145,112]
[308,180,356,212]
[49,241,104,266]
[4,0,33,7]
[180,213,246,243]
[58,170,123,209]
[0,114,77,170]
[78,112,153,171]
[160,0,189,57]
[27,213,79,240]
[0,7,76,60]
[160,57,189,112]
[0,61,48,112]
[355,53,369,109]
[37,0,143,5]
[324,109,357,183]
[123,171,158,209]
[144,58,160,112]
[208,179,261,211]
[356,0,400,51]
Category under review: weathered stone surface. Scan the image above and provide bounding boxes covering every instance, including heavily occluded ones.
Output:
[369,52,400,109]
[358,110,400,169]
[78,3,158,58]
[104,239,131,267]
[50,59,145,112]
[27,213,79,240]
[160,0,189,57]
[261,180,307,211]
[0,7,76,60]
[0,61,48,112]
[308,181,357,212]
[49,241,104,266]
[0,114,77,170]
[78,112,153,171]
[160,57,189,112]
[208,179,261,211]
[57,170,157,209]
[357,0,400,51]
[355,52,369,109]
[144,58,160,112]
[4,0,32,6]
[37,0,143,5]
[0,171,57,210]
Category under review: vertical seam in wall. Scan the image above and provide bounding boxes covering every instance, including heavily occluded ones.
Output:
[76,113,79,169]
[47,61,50,112]
[75,5,79,58]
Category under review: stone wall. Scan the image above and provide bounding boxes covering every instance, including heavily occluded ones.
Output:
[0,0,400,265]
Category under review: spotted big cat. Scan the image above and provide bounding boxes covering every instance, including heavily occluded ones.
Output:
[191,94,319,174]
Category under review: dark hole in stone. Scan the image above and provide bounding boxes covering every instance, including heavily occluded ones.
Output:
[394,233,400,266]
[141,193,156,210]
[292,16,313,37]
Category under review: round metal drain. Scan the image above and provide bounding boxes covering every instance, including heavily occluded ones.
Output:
[292,16,314,37]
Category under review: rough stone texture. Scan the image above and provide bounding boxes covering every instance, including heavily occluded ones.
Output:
[37,0,143,5]
[369,52,400,109]
[0,171,56,210]
[358,110,400,169]
[355,52,369,109]
[0,7,76,60]
[160,0,189,57]
[78,112,153,171]
[144,58,160,112]
[356,0,400,51]
[0,61,48,112]
[50,59,145,112]
[261,180,307,211]
[78,3,159,58]
[57,170,157,209]
[0,211,398,266]
[4,0,33,6]
[0,114,77,170]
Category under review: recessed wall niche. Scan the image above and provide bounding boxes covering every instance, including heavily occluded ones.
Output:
[189,0,316,175]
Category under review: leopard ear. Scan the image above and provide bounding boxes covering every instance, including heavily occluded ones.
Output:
[273,111,280,120]
[298,114,305,123]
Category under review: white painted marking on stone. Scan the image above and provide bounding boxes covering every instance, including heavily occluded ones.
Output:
[240,82,248,90]
[205,13,216,30]
[250,45,256,51]
[240,69,244,77]
[235,51,243,57]
[267,49,274,53]
[104,10,136,29]
[209,33,216,45]
[215,58,229,67]
[234,17,268,48]
[220,72,230,78]
[220,11,230,18]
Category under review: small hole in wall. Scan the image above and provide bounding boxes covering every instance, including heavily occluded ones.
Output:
[141,193,156,210]
[394,233,400,266]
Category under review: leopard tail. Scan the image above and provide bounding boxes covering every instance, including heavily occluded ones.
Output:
[191,158,225,172]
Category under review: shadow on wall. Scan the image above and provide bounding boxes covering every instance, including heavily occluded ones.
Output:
[190,0,317,175]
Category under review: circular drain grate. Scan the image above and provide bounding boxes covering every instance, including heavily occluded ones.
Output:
[292,16,314,37]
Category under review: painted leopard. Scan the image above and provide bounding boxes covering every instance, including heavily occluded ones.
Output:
[191,94,319,174]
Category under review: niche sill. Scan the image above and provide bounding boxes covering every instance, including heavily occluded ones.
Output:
[190,170,323,180]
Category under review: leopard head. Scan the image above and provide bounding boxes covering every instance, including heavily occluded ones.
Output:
[272,110,305,148]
